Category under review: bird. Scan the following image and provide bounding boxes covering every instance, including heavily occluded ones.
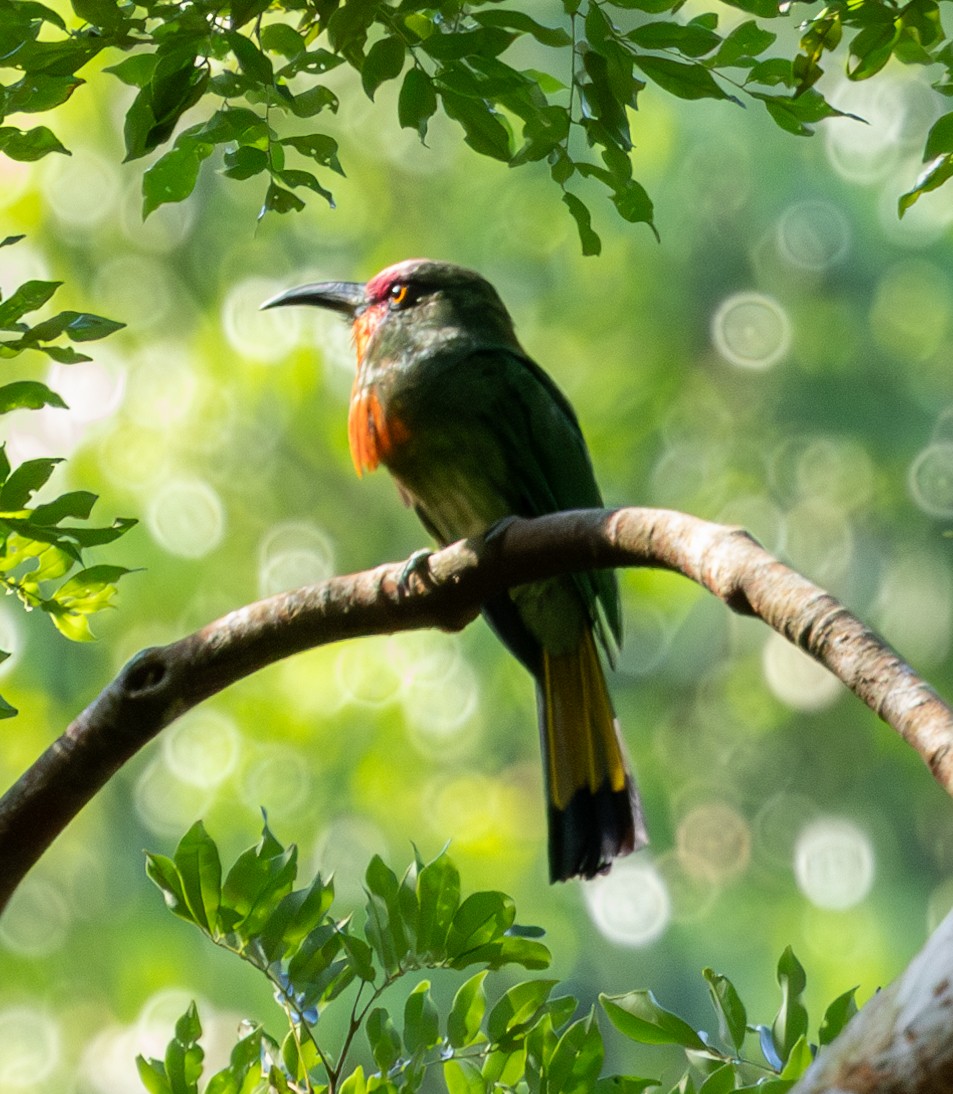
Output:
[263,258,646,882]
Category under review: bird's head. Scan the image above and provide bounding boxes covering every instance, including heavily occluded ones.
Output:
[262,258,521,368]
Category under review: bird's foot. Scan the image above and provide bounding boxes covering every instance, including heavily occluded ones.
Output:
[397,548,434,598]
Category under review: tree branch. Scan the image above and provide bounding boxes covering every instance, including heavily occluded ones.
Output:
[1,506,951,914]
[791,905,953,1093]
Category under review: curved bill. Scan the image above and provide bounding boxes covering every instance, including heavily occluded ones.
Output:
[260,281,366,316]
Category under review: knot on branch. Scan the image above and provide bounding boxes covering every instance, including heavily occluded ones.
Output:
[122,648,169,696]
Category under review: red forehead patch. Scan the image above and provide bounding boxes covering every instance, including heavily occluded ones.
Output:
[365,258,430,304]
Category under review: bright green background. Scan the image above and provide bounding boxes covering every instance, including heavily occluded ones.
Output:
[3,34,953,1092]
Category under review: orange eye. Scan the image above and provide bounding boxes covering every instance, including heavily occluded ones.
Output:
[389,283,409,307]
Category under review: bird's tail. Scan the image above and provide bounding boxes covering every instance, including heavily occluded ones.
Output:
[539,628,647,882]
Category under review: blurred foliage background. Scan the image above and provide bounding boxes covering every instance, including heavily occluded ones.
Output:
[4,6,953,1089]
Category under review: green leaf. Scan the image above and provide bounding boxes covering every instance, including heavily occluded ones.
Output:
[0,381,67,413]
[279,133,343,174]
[53,563,131,607]
[443,1060,486,1094]
[363,854,410,969]
[327,0,380,56]
[366,1007,401,1072]
[600,991,706,1050]
[0,693,19,719]
[3,73,83,114]
[486,979,558,1043]
[222,145,269,180]
[398,67,438,140]
[593,1079,660,1093]
[778,1034,813,1080]
[818,987,858,1046]
[415,851,460,959]
[220,822,298,937]
[258,182,305,218]
[771,947,808,1067]
[362,36,406,99]
[227,31,274,84]
[925,111,953,159]
[712,20,776,65]
[634,56,738,102]
[173,821,223,934]
[260,21,306,59]
[0,236,25,249]
[28,490,96,526]
[847,21,899,80]
[0,125,70,161]
[449,933,551,971]
[137,1056,173,1094]
[0,457,60,510]
[546,1009,604,1094]
[0,280,61,326]
[702,968,747,1053]
[900,153,953,215]
[448,970,489,1048]
[562,192,601,256]
[289,84,340,117]
[57,311,125,342]
[613,178,657,238]
[439,89,512,162]
[697,1064,737,1094]
[146,852,193,923]
[404,980,440,1052]
[260,874,335,959]
[104,53,160,88]
[143,142,214,216]
[472,10,571,47]
[340,929,376,981]
[447,891,515,957]
[628,19,721,57]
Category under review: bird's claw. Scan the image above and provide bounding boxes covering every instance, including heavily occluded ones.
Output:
[398,548,435,597]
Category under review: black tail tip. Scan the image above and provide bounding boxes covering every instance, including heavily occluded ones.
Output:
[548,780,648,883]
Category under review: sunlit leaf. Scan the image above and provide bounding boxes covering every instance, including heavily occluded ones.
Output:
[0,381,67,413]
[447,970,488,1048]
[771,947,808,1066]
[702,968,747,1053]
[404,980,440,1052]
[0,124,69,160]
[366,1007,401,1072]
[818,987,858,1046]
[486,979,557,1042]
[600,991,706,1050]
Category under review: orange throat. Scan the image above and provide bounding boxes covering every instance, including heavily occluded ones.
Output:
[348,381,410,477]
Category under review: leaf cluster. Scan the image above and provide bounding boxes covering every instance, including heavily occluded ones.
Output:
[0,236,135,716]
[2,0,951,249]
[599,946,859,1093]
[142,821,863,1094]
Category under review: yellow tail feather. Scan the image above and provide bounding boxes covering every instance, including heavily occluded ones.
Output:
[542,629,628,809]
[540,629,646,881]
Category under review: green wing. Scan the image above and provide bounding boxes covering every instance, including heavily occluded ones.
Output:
[467,348,623,659]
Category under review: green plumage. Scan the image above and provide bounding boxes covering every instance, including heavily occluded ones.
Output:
[264,259,646,882]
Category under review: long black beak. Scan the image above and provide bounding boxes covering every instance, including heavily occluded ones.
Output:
[260,281,366,317]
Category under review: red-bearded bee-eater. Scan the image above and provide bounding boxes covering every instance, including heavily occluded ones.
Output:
[263,259,647,882]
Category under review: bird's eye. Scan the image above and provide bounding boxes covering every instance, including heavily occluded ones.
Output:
[389,283,410,308]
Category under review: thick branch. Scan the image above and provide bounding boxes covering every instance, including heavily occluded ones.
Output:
[791,905,953,1093]
[1,507,951,914]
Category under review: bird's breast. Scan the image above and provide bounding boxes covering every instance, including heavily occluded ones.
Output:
[347,381,411,477]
